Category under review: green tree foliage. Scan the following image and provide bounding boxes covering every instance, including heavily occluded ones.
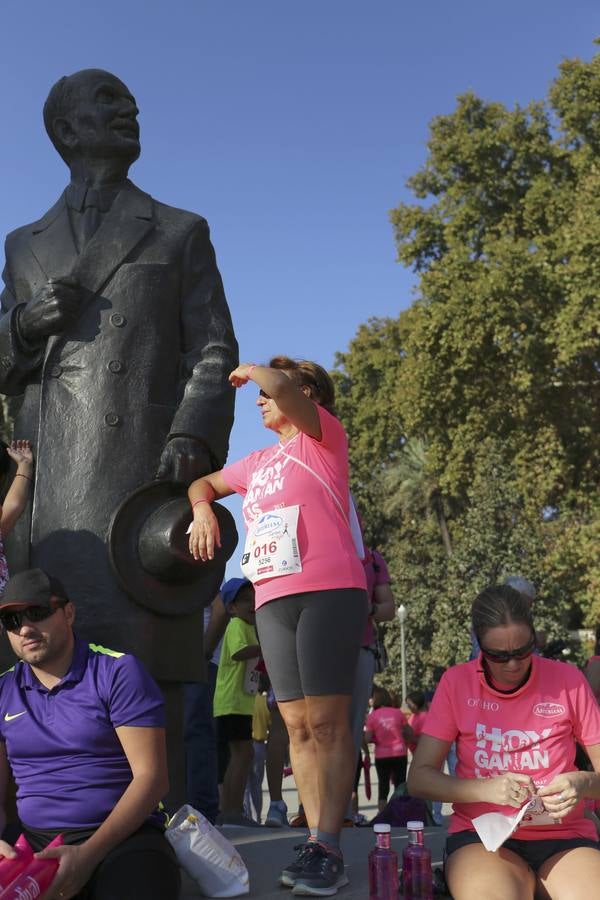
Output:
[336,51,600,693]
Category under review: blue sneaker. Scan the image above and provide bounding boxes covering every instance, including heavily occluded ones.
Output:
[265,799,288,828]
[292,844,348,896]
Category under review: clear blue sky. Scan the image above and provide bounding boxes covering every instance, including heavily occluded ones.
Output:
[0,1,597,568]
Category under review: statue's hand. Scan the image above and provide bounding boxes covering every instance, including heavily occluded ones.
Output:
[19,277,80,341]
[156,437,213,484]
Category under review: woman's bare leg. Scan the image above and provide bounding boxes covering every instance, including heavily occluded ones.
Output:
[278,698,320,828]
[445,843,535,900]
[537,846,600,899]
[305,693,355,836]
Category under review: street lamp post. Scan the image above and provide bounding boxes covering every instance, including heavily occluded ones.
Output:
[397,604,407,707]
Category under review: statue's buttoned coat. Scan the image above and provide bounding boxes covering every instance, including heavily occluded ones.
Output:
[0,181,238,679]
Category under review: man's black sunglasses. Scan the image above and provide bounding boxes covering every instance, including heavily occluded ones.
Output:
[258,389,271,400]
[0,600,67,633]
[480,633,537,664]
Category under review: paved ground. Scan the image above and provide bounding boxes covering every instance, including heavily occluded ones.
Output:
[180,768,450,898]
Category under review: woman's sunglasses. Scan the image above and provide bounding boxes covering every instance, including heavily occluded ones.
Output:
[258,389,271,399]
[0,600,67,633]
[480,633,537,663]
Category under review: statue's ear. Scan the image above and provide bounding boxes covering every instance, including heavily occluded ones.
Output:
[53,117,77,151]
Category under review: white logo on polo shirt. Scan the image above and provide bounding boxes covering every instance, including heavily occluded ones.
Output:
[4,711,27,722]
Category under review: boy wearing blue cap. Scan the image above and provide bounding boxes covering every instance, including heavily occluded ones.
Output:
[214,578,261,826]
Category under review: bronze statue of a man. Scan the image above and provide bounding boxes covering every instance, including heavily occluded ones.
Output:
[0,69,238,679]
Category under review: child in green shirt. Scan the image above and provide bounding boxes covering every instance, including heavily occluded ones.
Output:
[214,578,261,825]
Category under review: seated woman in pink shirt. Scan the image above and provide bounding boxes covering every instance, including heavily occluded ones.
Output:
[188,357,367,897]
[365,686,413,811]
[408,584,600,900]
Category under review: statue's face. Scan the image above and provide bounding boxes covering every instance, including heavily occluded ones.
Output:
[60,70,141,164]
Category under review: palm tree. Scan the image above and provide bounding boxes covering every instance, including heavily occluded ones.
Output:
[383,438,453,558]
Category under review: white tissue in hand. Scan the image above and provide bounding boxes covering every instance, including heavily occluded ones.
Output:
[472,800,533,852]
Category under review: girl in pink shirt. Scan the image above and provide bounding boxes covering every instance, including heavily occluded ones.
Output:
[365,686,412,811]
[408,583,600,900]
[188,357,367,897]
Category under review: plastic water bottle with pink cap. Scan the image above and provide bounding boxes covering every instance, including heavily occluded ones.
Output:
[368,822,398,899]
[402,820,433,899]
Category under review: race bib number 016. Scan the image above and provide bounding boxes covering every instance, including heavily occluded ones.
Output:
[241,505,302,583]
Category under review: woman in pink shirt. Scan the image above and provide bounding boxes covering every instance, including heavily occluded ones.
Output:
[406,690,428,754]
[188,357,367,897]
[365,686,412,811]
[408,584,600,900]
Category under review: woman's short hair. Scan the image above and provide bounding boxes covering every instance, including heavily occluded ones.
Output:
[471,584,534,644]
[371,685,392,709]
[269,356,336,414]
[407,690,426,711]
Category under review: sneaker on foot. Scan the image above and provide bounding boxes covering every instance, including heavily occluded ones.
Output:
[280,842,319,888]
[292,844,348,896]
[265,799,288,828]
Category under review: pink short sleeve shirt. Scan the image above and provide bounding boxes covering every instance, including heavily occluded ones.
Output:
[423,655,600,840]
[366,706,409,759]
[221,405,366,609]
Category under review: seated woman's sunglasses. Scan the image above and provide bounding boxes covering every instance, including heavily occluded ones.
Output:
[480,633,537,663]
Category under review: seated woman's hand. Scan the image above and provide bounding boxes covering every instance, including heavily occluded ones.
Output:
[480,772,536,808]
[537,771,589,820]
[188,507,221,561]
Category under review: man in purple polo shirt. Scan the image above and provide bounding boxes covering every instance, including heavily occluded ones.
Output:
[0,568,180,899]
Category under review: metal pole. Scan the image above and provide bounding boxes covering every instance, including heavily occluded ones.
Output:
[398,604,407,707]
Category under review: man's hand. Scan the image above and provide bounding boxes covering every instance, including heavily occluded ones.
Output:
[37,843,97,900]
[19,277,80,342]
[156,437,212,484]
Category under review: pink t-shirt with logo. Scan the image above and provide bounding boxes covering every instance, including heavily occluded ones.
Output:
[424,655,600,840]
[366,706,409,759]
[221,405,367,609]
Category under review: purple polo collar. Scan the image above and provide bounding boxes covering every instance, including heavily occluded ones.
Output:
[17,636,88,692]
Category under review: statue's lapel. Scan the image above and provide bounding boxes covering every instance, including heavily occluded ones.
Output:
[29,195,78,279]
[72,183,154,294]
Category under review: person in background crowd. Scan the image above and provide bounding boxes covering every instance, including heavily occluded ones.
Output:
[409,584,600,900]
[189,357,368,896]
[584,626,600,704]
[0,440,34,592]
[264,691,290,828]
[213,579,261,827]
[365,686,413,813]
[0,568,179,899]
[406,690,428,754]
[183,589,228,823]
[348,545,395,824]
[244,677,270,823]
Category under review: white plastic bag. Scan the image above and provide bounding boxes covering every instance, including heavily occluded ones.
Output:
[166,805,250,897]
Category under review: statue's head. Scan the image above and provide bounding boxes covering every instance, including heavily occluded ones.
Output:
[43,69,141,168]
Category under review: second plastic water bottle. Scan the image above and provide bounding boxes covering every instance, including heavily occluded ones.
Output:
[368,823,398,900]
[402,820,432,900]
